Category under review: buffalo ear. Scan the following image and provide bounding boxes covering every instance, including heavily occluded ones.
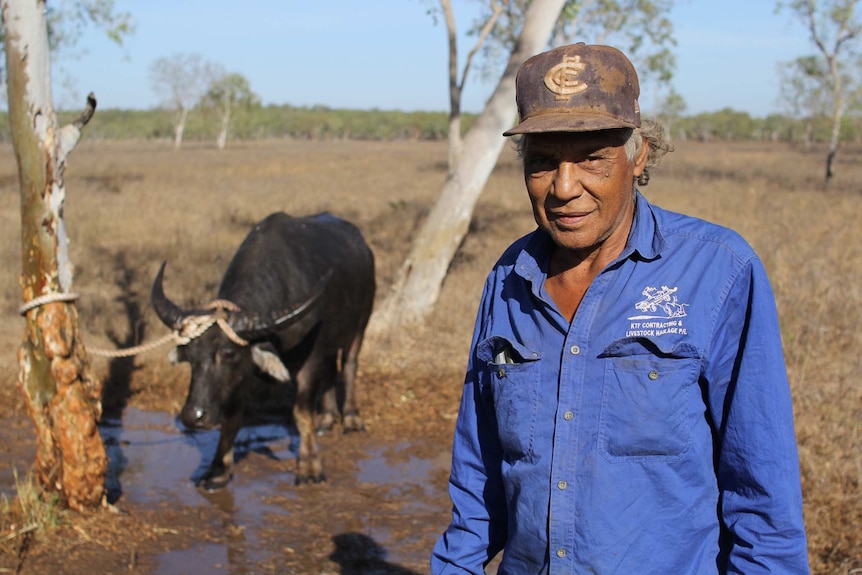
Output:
[251,343,291,383]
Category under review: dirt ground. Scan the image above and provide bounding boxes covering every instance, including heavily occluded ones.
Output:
[0,138,859,574]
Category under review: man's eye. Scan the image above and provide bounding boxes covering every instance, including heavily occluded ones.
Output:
[526,157,555,171]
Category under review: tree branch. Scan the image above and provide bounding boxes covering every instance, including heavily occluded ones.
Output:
[72,92,97,130]
[459,0,504,90]
[59,93,98,161]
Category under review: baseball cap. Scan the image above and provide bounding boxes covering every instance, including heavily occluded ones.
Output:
[503,43,641,136]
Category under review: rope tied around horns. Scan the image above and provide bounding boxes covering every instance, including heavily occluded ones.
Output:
[19,292,249,358]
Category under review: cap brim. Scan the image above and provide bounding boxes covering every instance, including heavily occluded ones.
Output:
[503,112,638,136]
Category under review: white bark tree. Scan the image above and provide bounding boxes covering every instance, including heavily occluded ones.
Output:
[779,0,862,185]
[1,0,113,510]
[371,0,676,330]
[201,71,260,150]
[149,52,214,149]
[370,0,567,331]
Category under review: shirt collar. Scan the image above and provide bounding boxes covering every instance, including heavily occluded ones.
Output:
[515,232,552,300]
[514,191,667,291]
[625,191,666,262]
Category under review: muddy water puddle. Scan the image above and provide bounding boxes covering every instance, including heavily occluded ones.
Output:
[99,408,453,574]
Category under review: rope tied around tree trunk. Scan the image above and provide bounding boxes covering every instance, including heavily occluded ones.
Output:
[19,293,249,358]
[18,292,81,315]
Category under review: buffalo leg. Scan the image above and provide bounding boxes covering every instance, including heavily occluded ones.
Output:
[340,335,366,433]
[315,352,340,433]
[197,408,242,491]
[293,373,325,484]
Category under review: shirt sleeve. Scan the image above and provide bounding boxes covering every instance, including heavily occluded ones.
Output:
[704,255,810,574]
[431,279,508,574]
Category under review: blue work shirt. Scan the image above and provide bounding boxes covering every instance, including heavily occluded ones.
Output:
[431,193,809,574]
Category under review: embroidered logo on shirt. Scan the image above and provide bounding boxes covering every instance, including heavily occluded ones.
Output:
[626,286,689,338]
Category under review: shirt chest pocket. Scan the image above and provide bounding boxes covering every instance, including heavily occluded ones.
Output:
[478,336,542,462]
[598,338,701,462]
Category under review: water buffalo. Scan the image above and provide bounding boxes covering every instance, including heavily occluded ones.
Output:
[151,211,375,490]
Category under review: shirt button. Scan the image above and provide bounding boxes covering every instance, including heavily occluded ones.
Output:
[497,368,506,378]
[570,345,580,355]
[556,548,567,558]
[648,370,659,380]
[563,411,574,421]
[557,480,567,490]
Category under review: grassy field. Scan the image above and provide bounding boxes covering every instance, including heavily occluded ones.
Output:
[0,137,859,573]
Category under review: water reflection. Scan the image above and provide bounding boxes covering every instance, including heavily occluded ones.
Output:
[96,408,449,574]
[100,408,296,506]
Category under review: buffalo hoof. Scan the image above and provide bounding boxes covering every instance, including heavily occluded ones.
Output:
[316,412,337,435]
[196,470,232,492]
[342,413,366,434]
[295,472,326,486]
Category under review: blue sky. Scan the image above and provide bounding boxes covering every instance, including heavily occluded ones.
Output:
[52,0,811,118]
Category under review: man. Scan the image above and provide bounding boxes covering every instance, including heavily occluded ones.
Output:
[431,43,809,574]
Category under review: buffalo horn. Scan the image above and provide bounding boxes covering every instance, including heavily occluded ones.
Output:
[151,261,187,330]
[230,270,333,340]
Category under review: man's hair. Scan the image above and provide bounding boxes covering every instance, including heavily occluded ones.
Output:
[515,118,674,171]
[625,119,674,170]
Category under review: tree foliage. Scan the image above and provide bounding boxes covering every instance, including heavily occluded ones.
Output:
[0,0,132,86]
[0,104,854,144]
[469,0,676,84]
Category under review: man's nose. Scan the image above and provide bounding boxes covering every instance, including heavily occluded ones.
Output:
[552,162,584,199]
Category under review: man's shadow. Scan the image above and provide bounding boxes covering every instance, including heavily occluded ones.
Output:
[329,532,423,575]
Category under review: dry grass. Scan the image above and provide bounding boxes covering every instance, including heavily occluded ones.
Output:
[0,138,858,573]
[657,141,862,573]
[0,469,65,566]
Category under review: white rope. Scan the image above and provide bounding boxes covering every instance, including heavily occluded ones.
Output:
[86,300,249,358]
[18,293,250,357]
[19,292,80,315]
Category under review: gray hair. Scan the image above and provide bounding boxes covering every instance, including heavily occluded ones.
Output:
[624,118,673,171]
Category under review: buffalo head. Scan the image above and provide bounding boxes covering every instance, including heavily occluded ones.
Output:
[151,261,327,429]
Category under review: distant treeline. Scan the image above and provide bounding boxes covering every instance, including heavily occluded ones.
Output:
[0,104,859,144]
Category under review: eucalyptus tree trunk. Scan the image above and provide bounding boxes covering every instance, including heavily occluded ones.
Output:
[443,0,463,175]
[217,103,231,150]
[2,0,106,510]
[174,106,188,149]
[824,55,844,186]
[369,0,567,330]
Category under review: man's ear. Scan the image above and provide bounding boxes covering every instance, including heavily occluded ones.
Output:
[251,342,291,383]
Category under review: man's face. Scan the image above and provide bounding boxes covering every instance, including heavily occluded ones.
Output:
[522,129,647,258]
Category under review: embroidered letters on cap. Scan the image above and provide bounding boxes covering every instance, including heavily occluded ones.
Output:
[544,55,588,101]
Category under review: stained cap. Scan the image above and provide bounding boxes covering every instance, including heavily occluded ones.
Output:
[503,43,641,136]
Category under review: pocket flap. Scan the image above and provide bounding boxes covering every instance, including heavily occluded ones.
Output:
[598,336,700,360]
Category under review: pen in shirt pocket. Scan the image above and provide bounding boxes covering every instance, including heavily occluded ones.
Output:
[495,347,515,364]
